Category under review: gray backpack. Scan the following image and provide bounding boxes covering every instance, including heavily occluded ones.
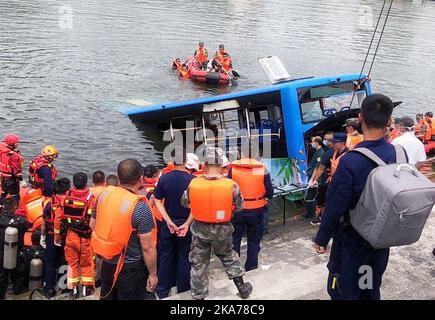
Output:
[350,145,435,249]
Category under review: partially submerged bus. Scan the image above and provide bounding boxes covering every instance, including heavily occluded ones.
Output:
[123,57,371,198]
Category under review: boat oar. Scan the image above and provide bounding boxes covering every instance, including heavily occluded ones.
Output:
[214,59,238,86]
[231,69,241,78]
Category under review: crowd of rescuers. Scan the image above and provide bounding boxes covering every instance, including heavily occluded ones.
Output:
[0,138,273,300]
[0,97,433,301]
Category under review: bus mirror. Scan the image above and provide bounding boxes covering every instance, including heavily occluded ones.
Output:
[258,56,291,84]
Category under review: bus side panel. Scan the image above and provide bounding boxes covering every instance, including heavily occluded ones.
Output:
[279,87,308,186]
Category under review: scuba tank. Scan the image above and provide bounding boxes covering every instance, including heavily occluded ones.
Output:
[29,250,43,290]
[3,223,18,269]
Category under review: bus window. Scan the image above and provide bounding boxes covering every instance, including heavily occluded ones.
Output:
[298,82,367,124]
[247,104,287,158]
[170,116,202,140]
[202,109,248,146]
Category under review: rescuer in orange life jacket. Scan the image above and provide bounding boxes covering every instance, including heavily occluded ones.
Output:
[105,174,119,186]
[40,177,71,298]
[424,111,435,141]
[0,134,24,203]
[343,119,364,150]
[415,113,431,143]
[193,41,209,70]
[212,44,233,73]
[90,170,106,199]
[228,148,274,271]
[181,147,253,300]
[327,133,349,184]
[28,145,58,197]
[90,159,157,300]
[62,172,95,298]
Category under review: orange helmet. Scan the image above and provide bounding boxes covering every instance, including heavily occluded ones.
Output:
[41,145,58,158]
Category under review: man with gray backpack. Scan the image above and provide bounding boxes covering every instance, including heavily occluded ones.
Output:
[314,93,435,300]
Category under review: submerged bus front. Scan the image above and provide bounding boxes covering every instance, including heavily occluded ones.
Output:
[124,73,371,196]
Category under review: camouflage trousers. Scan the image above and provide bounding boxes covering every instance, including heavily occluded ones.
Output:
[189,221,245,300]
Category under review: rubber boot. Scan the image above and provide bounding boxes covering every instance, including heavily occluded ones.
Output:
[83,286,94,297]
[70,287,79,299]
[233,276,252,299]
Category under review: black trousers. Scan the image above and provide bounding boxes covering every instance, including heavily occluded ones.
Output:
[0,178,20,202]
[100,260,154,300]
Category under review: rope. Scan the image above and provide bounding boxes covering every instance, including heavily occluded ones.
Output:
[367,0,394,78]
[348,0,394,109]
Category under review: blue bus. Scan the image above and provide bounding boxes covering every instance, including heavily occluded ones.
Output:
[123,69,371,197]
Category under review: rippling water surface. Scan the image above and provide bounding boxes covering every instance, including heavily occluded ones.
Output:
[1,0,434,176]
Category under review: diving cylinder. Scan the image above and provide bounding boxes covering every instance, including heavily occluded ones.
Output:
[29,253,43,290]
[3,226,18,269]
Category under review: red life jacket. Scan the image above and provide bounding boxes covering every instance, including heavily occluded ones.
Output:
[0,143,23,178]
[28,155,57,188]
[62,189,94,236]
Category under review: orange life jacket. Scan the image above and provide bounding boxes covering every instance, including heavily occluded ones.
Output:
[179,67,190,78]
[0,143,23,178]
[415,119,425,139]
[51,194,66,237]
[28,155,57,188]
[161,162,174,176]
[62,189,94,236]
[430,118,435,139]
[231,158,266,210]
[195,47,208,65]
[22,188,45,225]
[143,178,157,194]
[388,128,401,143]
[346,132,364,150]
[327,150,347,183]
[91,186,157,298]
[189,177,234,223]
[92,186,156,260]
[23,192,48,247]
[90,185,106,199]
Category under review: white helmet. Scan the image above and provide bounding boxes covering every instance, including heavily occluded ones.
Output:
[185,153,200,170]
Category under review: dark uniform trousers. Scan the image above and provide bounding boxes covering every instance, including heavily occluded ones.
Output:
[231,207,265,271]
[156,219,191,299]
[100,260,148,300]
[42,233,66,290]
[327,226,389,300]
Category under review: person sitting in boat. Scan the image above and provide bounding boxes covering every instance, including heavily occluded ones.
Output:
[211,44,233,74]
[193,41,208,70]
[415,113,431,143]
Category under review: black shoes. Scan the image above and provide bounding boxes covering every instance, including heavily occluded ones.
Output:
[40,287,56,299]
[233,276,253,299]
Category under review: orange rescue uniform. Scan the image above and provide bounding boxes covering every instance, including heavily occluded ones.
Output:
[62,189,95,288]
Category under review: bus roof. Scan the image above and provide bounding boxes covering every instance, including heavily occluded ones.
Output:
[123,73,365,117]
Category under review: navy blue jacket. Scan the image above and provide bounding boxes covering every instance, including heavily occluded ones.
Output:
[315,138,407,247]
[37,166,54,197]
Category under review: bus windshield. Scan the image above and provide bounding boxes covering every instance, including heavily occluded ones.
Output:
[298,81,367,124]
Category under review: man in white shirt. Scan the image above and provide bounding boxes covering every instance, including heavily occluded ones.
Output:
[391,116,427,170]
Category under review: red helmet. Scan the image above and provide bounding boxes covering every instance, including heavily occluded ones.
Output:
[4,134,20,145]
